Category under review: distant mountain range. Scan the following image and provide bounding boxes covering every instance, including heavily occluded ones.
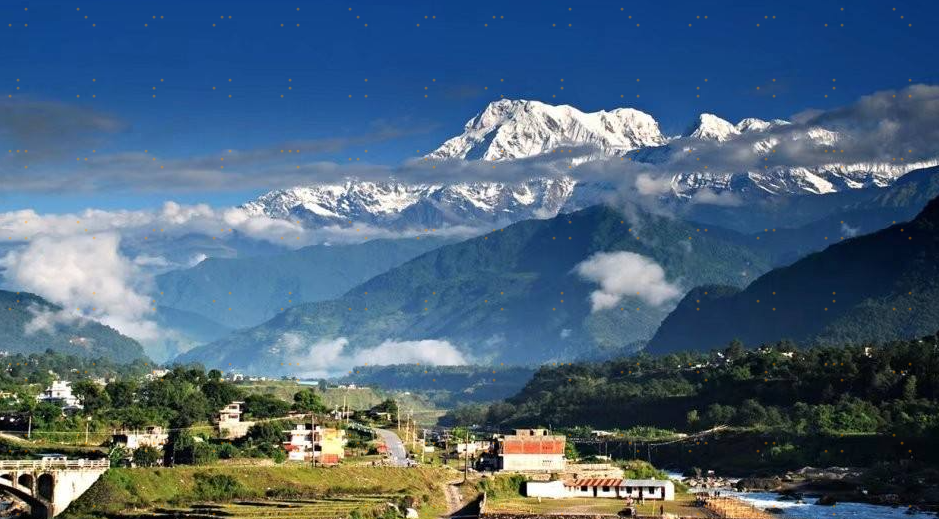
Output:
[177,204,773,373]
[241,99,936,232]
[155,236,454,329]
[0,290,146,362]
[648,193,939,354]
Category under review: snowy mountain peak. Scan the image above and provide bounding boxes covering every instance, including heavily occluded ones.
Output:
[427,98,667,161]
[686,113,740,142]
[735,117,791,133]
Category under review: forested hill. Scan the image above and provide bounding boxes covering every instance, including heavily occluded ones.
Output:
[179,204,772,373]
[0,290,147,362]
[338,364,536,406]
[441,335,939,438]
[648,194,939,354]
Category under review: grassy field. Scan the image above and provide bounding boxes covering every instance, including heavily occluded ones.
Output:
[486,493,708,517]
[103,495,405,519]
[239,381,444,426]
[63,465,452,519]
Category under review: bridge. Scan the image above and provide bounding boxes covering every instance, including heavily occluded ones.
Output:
[0,459,109,518]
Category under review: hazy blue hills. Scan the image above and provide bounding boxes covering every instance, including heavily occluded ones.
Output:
[648,194,939,354]
[0,290,147,362]
[155,236,454,329]
[178,205,774,374]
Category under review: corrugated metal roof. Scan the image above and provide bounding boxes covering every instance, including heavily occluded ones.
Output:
[565,479,673,488]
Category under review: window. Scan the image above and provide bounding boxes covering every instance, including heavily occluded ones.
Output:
[602,486,610,492]
[581,486,588,492]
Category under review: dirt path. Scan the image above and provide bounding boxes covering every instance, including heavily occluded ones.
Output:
[442,481,463,516]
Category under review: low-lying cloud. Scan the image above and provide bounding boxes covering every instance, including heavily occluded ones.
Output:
[276,334,468,378]
[574,251,682,312]
[0,233,160,341]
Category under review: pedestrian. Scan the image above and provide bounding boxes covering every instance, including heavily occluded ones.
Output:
[659,504,664,517]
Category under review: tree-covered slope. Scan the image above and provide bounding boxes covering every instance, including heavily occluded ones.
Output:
[156,236,454,328]
[178,205,772,374]
[648,194,939,354]
[0,290,147,362]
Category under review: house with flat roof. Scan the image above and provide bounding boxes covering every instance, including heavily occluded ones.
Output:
[526,479,675,501]
[494,428,566,472]
[216,401,255,439]
[112,426,169,450]
[283,424,346,465]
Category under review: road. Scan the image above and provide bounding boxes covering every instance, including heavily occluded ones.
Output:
[375,429,409,467]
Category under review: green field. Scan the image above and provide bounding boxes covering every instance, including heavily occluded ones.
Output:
[239,381,444,425]
[107,495,406,519]
[63,465,452,519]
[485,495,708,517]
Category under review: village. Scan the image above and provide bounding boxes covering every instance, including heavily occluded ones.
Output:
[0,365,783,519]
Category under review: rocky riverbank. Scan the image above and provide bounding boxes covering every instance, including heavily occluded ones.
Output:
[682,465,939,514]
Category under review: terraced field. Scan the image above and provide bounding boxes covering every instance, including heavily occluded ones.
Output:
[119,495,401,519]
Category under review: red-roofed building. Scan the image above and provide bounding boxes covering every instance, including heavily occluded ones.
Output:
[526,479,675,500]
[495,429,566,472]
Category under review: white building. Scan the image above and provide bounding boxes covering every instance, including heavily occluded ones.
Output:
[37,381,82,409]
[526,479,675,501]
[112,426,169,450]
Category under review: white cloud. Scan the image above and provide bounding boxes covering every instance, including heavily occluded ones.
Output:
[276,334,468,378]
[574,251,682,312]
[0,233,160,341]
[0,201,478,253]
[22,305,84,335]
[840,221,860,238]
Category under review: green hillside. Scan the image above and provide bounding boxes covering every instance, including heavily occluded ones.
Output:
[0,290,147,363]
[178,205,772,373]
[156,236,453,328]
[648,194,939,354]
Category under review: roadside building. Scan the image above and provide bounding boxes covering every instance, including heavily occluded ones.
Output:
[283,424,347,465]
[455,440,491,458]
[37,380,82,411]
[526,479,675,500]
[216,401,255,439]
[494,429,566,472]
[111,426,169,450]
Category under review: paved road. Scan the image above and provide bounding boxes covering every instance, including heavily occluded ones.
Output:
[375,429,409,467]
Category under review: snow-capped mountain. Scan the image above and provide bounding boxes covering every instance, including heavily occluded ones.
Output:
[426,99,667,161]
[243,99,936,231]
[241,177,599,229]
[685,113,741,142]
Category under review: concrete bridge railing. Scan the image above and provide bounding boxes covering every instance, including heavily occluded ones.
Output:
[0,459,109,518]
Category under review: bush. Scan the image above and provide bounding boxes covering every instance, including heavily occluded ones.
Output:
[193,473,247,500]
[133,446,162,467]
[479,474,526,498]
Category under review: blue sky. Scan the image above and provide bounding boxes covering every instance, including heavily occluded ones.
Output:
[1,0,936,212]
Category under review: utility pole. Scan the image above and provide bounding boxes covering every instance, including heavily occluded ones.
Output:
[85,418,90,445]
[462,429,469,483]
[420,429,425,464]
[396,399,401,430]
[27,414,32,440]
[311,411,317,468]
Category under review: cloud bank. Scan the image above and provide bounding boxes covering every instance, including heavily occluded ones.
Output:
[574,251,682,312]
[0,233,160,341]
[275,334,468,378]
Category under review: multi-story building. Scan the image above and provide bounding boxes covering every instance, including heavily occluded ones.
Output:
[37,381,82,410]
[283,424,346,465]
[216,401,255,439]
[494,429,566,472]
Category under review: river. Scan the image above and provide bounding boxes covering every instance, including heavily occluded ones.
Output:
[665,473,935,519]
[729,491,934,519]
